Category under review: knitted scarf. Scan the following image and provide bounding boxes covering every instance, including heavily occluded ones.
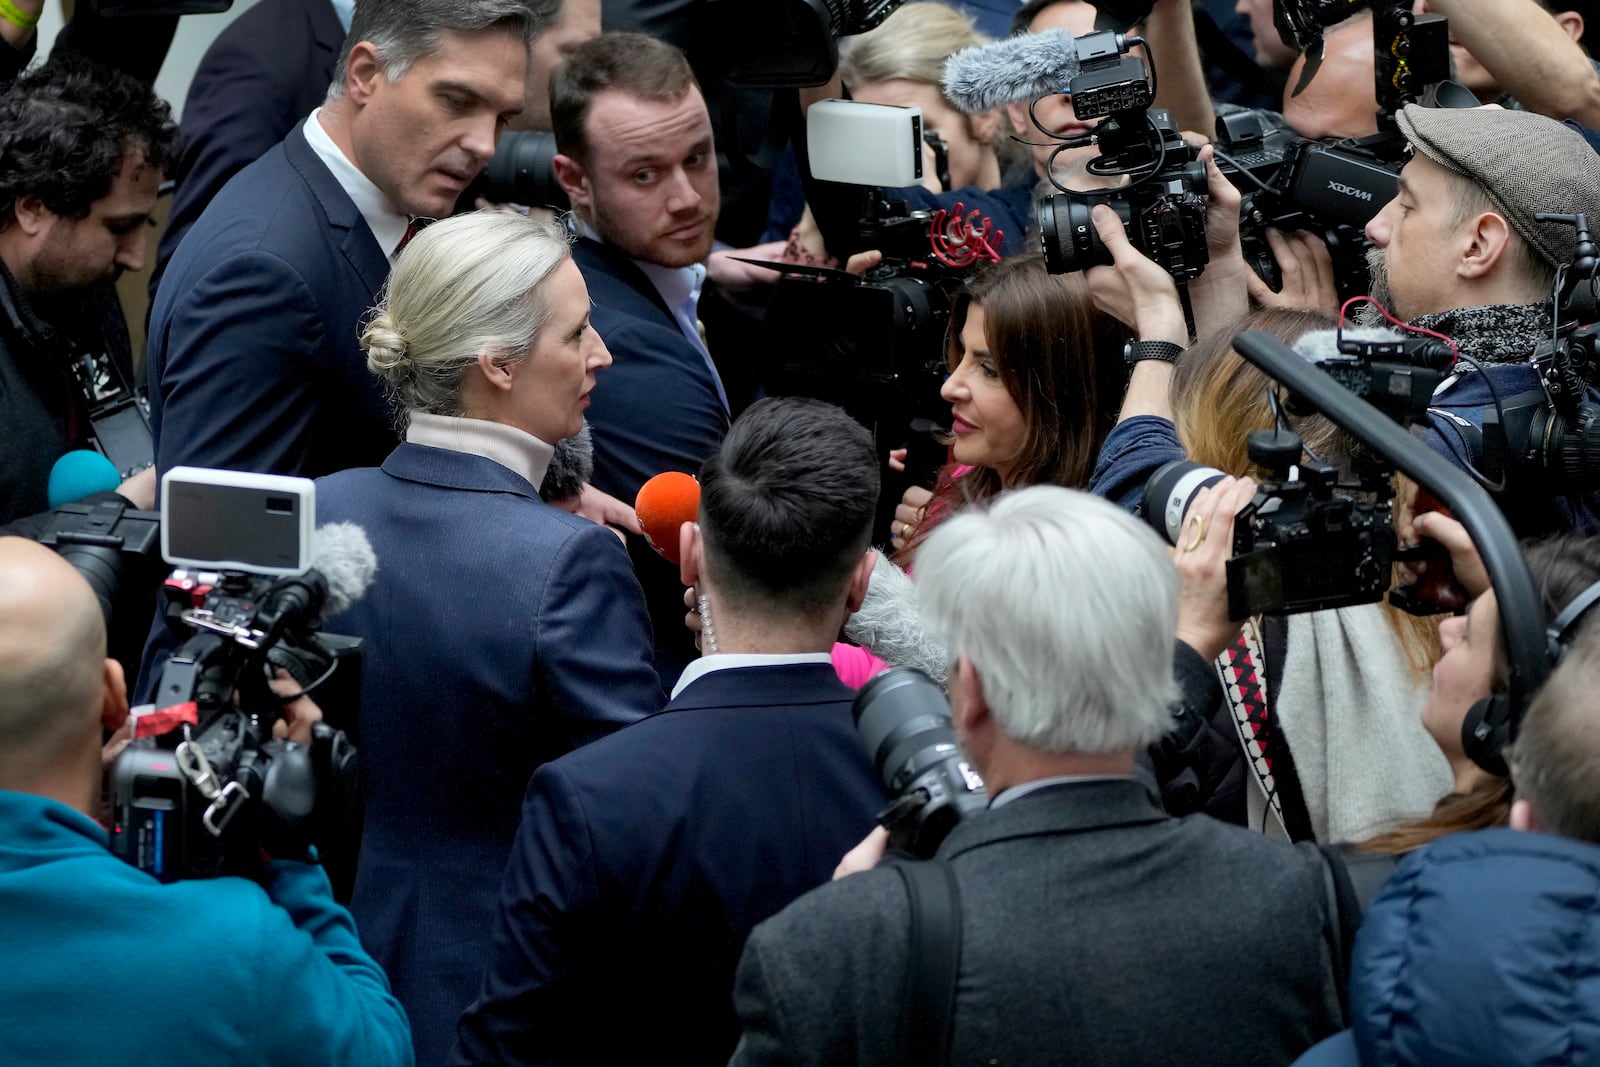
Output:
[1406,302,1551,367]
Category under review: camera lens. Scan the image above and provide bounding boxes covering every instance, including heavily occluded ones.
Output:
[854,666,965,794]
[1142,460,1227,545]
[1037,193,1124,275]
[480,131,567,211]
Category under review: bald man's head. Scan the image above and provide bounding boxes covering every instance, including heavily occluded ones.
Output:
[1283,15,1379,141]
[0,538,113,776]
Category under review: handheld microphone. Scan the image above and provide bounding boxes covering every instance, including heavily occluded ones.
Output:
[47,450,122,508]
[634,472,700,564]
[942,29,1082,113]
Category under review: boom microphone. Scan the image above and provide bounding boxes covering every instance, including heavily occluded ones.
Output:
[635,472,700,565]
[942,28,1082,113]
[309,522,378,617]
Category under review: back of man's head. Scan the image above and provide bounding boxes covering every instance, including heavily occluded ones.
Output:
[1510,627,1600,844]
[917,485,1179,754]
[549,31,697,161]
[0,538,112,793]
[697,397,879,622]
[0,54,179,232]
[330,0,547,93]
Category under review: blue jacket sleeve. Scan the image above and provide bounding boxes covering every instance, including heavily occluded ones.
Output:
[1089,415,1188,513]
[253,859,414,1066]
[150,249,327,477]
[535,522,663,743]
[452,763,599,1066]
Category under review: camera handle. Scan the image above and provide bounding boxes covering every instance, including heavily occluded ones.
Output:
[1233,330,1550,739]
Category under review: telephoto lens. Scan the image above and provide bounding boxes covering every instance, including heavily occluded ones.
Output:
[1141,460,1226,545]
[853,666,988,858]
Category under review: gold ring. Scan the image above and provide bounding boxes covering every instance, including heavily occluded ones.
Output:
[1182,514,1207,552]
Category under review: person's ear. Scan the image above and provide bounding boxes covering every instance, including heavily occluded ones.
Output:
[1458,211,1513,280]
[100,658,129,733]
[1510,797,1538,833]
[679,520,702,589]
[1003,99,1031,139]
[11,194,53,238]
[845,551,877,613]
[1554,10,1584,42]
[553,154,593,216]
[344,41,386,105]
[475,348,517,393]
[950,656,990,733]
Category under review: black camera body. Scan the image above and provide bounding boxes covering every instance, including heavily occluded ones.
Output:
[111,566,360,881]
[1035,33,1210,282]
[853,667,988,858]
[1145,426,1398,618]
[1216,5,1458,299]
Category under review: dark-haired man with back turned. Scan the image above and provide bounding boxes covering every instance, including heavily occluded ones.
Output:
[453,396,886,1067]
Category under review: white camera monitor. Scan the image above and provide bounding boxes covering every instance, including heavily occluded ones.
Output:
[807,99,924,188]
[160,467,315,576]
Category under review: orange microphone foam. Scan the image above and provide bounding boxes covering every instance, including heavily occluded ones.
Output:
[635,471,701,564]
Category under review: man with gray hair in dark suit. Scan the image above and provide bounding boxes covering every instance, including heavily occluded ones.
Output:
[729,484,1345,1067]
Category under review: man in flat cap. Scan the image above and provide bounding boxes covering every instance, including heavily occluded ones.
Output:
[1364,103,1600,537]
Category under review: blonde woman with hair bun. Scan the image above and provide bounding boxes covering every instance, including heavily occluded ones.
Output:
[311,208,664,1062]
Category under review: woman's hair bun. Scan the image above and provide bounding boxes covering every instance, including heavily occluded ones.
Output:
[362,314,411,375]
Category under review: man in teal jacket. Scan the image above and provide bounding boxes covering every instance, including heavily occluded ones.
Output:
[0,536,413,1067]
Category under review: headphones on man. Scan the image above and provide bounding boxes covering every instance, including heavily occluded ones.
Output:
[1461,577,1600,775]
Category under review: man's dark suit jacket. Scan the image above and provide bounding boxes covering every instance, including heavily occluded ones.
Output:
[316,442,663,1067]
[153,0,345,297]
[452,662,886,1067]
[570,235,729,684]
[147,122,395,479]
[731,778,1345,1067]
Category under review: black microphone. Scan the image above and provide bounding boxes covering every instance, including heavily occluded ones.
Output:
[942,28,1082,113]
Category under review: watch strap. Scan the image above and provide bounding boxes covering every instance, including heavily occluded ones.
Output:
[1124,339,1185,365]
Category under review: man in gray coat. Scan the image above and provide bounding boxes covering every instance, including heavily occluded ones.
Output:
[729,485,1345,1066]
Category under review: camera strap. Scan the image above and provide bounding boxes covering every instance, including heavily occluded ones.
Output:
[895,859,962,1067]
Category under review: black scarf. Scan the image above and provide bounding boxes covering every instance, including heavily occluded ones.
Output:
[1406,302,1551,367]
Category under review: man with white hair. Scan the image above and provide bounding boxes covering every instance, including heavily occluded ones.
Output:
[728,486,1345,1067]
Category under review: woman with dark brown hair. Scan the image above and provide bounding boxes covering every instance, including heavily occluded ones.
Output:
[887,254,1125,565]
[833,254,1124,688]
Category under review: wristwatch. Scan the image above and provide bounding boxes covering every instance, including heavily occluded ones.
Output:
[1123,339,1185,366]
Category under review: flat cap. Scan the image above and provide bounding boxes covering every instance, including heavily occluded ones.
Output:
[1396,104,1600,269]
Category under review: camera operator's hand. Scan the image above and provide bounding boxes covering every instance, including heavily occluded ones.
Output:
[1411,510,1491,603]
[708,241,791,291]
[1186,144,1252,339]
[1246,229,1338,314]
[1087,205,1188,345]
[844,249,884,277]
[832,825,890,880]
[267,669,324,745]
[1174,476,1258,661]
[891,485,933,553]
[116,466,157,510]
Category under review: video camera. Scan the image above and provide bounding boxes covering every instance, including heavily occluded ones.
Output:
[853,667,988,858]
[1032,32,1211,285]
[1213,4,1468,298]
[1142,322,1459,617]
[1440,214,1600,498]
[700,0,905,88]
[111,469,369,882]
[761,100,1004,486]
